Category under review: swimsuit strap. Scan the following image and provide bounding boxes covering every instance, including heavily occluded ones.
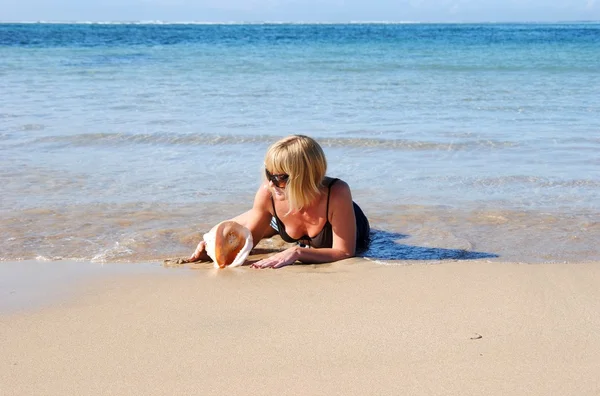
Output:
[271,194,277,215]
[325,178,340,222]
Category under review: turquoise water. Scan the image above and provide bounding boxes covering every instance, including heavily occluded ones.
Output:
[1,23,599,263]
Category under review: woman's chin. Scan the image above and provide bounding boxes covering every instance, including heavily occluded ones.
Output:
[271,187,286,200]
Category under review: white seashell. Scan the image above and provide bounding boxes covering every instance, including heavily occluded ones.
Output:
[203,221,253,269]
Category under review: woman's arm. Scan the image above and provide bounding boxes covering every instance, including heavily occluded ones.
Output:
[251,180,357,268]
[231,184,275,248]
[188,184,274,262]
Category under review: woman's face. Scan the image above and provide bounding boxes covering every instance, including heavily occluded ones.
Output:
[265,168,289,201]
[270,183,287,201]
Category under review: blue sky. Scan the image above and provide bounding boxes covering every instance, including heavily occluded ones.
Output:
[2,0,599,22]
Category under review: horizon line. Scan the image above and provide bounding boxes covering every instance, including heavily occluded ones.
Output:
[1,20,599,25]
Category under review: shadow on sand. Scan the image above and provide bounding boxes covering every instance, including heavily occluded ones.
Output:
[362,230,499,261]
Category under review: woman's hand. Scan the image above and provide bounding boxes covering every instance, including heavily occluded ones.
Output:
[251,246,300,269]
[188,240,210,262]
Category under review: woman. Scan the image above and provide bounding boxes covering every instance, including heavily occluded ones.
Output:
[189,135,370,268]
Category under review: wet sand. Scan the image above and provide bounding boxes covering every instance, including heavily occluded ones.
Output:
[3,203,599,264]
[1,258,599,395]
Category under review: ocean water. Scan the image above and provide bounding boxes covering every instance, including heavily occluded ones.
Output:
[1,22,599,264]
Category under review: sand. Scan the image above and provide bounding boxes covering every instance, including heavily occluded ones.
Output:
[1,258,599,396]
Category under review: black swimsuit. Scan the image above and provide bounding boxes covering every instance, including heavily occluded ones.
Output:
[270,178,370,250]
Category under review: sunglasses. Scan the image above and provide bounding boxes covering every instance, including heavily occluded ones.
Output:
[265,169,289,188]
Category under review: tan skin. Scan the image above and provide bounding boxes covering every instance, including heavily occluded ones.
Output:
[188,177,358,269]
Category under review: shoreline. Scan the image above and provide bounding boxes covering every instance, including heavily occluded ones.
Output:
[1,258,599,395]
[3,203,598,264]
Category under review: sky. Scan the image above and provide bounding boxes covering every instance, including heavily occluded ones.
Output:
[1,0,599,23]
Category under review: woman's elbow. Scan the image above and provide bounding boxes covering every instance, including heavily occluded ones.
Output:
[337,248,355,260]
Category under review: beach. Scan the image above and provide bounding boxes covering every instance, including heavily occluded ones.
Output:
[2,257,599,395]
[1,22,599,395]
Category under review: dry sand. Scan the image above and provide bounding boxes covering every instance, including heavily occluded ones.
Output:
[1,258,599,396]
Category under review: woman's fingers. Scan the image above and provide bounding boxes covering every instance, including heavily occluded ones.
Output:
[189,240,208,262]
[251,256,277,268]
[250,258,273,268]
[273,260,292,269]
[251,250,295,269]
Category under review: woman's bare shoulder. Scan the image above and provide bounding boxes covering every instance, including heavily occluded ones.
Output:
[253,183,274,210]
[327,179,353,215]
[330,178,352,199]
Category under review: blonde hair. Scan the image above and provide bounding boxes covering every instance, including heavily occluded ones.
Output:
[264,135,327,212]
